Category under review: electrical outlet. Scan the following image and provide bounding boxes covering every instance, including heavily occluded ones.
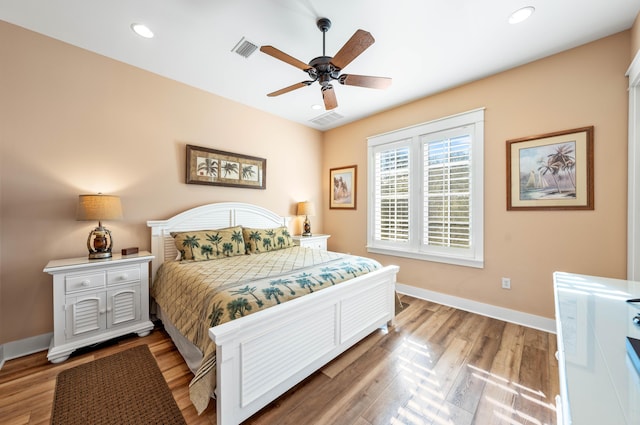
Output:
[501,277,511,289]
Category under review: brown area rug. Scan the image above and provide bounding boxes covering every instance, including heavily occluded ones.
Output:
[51,344,186,425]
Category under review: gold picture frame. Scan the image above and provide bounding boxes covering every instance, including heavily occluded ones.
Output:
[506,126,594,210]
[330,165,357,209]
[186,144,266,189]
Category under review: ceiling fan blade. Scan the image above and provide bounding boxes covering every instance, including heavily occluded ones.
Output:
[322,85,338,110]
[340,74,392,90]
[260,46,310,71]
[267,81,313,97]
[330,29,375,70]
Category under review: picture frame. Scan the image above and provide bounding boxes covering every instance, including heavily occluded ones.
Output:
[330,165,357,209]
[186,144,266,189]
[506,126,594,210]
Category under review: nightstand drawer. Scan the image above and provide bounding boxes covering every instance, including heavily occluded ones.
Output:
[107,267,140,286]
[65,273,106,294]
[305,241,326,250]
[293,234,330,251]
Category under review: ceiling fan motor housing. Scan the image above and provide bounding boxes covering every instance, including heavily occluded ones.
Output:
[309,56,339,86]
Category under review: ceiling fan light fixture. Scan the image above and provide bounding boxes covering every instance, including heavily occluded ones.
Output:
[131,23,154,38]
[508,6,535,24]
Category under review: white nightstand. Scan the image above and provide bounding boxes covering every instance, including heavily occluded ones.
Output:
[43,251,154,363]
[292,234,331,250]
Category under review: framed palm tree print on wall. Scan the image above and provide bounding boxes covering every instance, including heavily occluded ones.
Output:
[506,126,594,210]
[186,144,266,189]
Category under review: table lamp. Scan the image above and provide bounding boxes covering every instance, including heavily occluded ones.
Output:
[296,201,316,236]
[77,194,123,259]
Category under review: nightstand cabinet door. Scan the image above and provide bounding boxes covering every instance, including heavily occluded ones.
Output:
[65,292,106,339]
[107,285,140,327]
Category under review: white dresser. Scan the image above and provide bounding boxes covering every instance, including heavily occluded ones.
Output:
[44,252,154,363]
[554,272,640,424]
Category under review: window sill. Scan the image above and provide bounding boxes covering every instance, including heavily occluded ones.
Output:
[366,246,484,269]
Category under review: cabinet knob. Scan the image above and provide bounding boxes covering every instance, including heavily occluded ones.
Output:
[81,280,90,286]
[120,274,128,280]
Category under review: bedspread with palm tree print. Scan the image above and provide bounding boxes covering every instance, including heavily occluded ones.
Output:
[150,246,381,414]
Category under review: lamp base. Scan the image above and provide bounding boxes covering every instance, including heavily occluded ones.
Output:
[89,251,113,260]
[87,224,114,260]
[303,215,312,237]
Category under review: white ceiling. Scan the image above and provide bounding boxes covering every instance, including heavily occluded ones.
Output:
[1,0,639,130]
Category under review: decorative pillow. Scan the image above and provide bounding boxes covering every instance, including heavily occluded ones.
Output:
[171,226,246,261]
[243,226,295,254]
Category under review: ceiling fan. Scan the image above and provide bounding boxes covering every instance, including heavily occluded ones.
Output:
[260,18,392,110]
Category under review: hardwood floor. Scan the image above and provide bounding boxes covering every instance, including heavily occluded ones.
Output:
[0,295,559,424]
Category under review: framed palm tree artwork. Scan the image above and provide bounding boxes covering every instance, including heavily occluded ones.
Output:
[186,144,266,189]
[506,126,594,210]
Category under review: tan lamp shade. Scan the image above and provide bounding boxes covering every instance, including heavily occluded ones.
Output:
[296,201,316,217]
[77,194,123,222]
[77,194,122,259]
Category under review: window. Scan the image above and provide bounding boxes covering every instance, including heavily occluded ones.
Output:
[367,109,484,268]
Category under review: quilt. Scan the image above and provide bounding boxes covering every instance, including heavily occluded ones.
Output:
[150,246,381,414]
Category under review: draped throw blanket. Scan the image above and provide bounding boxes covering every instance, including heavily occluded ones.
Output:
[150,246,381,414]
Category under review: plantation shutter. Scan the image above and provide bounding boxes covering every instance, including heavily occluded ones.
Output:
[422,132,471,249]
[373,145,410,242]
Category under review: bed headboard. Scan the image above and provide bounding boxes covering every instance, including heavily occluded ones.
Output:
[147,202,291,279]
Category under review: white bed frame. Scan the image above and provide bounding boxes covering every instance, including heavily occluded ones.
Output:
[147,202,399,425]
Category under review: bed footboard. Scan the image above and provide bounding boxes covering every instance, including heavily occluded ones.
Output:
[209,264,399,425]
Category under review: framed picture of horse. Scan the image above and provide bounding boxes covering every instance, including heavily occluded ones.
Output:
[330,165,357,209]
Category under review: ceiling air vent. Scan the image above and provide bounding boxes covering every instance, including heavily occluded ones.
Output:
[310,111,344,126]
[231,37,258,58]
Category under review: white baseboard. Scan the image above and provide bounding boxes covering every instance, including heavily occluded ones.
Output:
[396,283,556,333]
[0,333,51,370]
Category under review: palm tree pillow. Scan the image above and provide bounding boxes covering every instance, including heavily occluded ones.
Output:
[243,226,294,254]
[171,226,246,261]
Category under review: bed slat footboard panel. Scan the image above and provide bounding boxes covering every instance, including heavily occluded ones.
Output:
[240,304,337,407]
[341,278,390,343]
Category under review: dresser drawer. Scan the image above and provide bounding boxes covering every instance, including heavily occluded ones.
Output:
[65,273,106,294]
[107,267,140,286]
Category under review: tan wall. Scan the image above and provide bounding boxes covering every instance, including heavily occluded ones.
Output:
[632,13,640,60]
[0,22,323,344]
[323,31,630,320]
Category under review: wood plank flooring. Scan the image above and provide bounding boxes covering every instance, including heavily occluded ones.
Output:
[0,295,559,424]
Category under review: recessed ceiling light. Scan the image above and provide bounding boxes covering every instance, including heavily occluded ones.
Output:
[131,23,154,39]
[311,104,322,110]
[508,6,535,24]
